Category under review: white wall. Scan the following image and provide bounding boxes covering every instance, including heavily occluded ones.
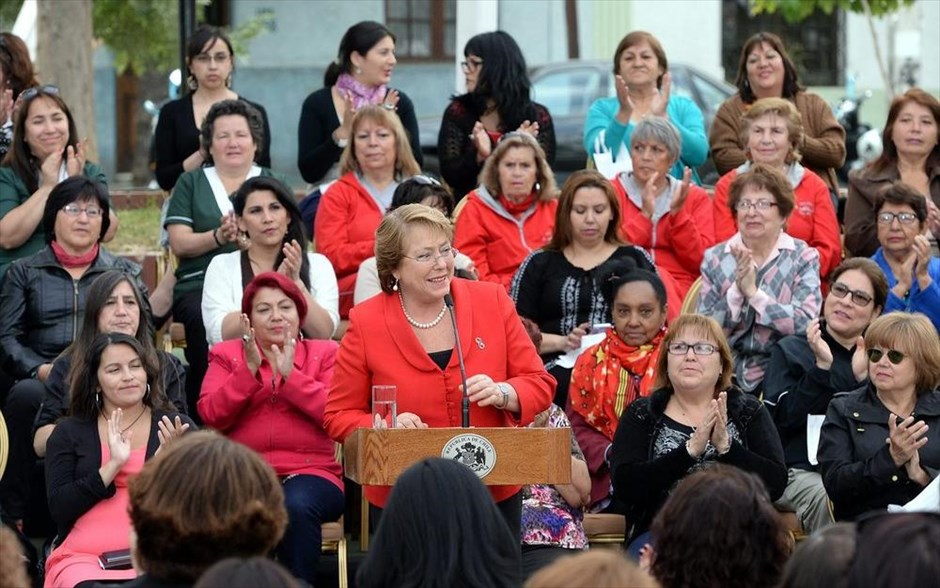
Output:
[499,0,569,66]
[629,0,724,79]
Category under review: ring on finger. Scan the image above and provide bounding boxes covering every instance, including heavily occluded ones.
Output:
[242,334,250,343]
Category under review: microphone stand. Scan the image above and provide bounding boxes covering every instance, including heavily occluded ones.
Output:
[444,294,470,428]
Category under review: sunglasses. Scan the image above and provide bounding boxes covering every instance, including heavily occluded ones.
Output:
[829,282,874,306]
[20,85,60,102]
[866,348,906,365]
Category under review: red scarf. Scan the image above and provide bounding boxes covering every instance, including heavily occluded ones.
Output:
[498,192,536,216]
[569,326,666,440]
[51,240,99,268]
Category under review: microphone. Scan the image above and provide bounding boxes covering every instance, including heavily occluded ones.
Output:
[444,294,470,428]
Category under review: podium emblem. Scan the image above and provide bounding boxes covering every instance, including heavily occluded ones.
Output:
[442,434,497,478]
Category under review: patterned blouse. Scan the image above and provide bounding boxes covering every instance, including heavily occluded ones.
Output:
[696,232,821,393]
[521,405,589,550]
[653,415,743,473]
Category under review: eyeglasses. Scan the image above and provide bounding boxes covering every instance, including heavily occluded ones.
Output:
[61,204,103,218]
[876,212,918,225]
[20,85,60,102]
[667,342,718,356]
[403,245,456,264]
[829,282,874,306]
[735,199,778,211]
[867,348,906,365]
[460,58,483,73]
[193,52,231,65]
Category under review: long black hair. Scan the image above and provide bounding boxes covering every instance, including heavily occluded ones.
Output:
[356,458,519,588]
[231,176,312,290]
[458,31,536,132]
[324,21,396,87]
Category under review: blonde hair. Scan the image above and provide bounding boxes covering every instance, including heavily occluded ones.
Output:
[478,133,557,202]
[375,204,454,294]
[339,105,421,177]
[654,314,734,392]
[525,549,659,588]
[864,313,940,392]
[740,97,804,164]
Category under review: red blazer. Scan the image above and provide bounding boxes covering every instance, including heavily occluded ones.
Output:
[199,338,343,491]
[324,279,555,507]
[314,172,383,317]
[453,189,557,291]
[713,167,841,280]
[612,179,715,299]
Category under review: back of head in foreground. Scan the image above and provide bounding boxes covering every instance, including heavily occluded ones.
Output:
[128,431,288,584]
[649,465,790,588]
[846,512,940,588]
[356,457,519,588]
[525,549,659,588]
[776,523,856,588]
[194,557,300,588]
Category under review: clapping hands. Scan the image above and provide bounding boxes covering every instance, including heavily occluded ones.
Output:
[686,392,730,457]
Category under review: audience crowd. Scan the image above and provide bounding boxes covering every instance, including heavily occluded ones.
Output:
[1,19,939,588]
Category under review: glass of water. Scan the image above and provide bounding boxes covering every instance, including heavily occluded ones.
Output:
[371,385,397,429]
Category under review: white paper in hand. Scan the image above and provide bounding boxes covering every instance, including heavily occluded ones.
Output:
[555,332,606,369]
[888,474,940,513]
[806,414,826,466]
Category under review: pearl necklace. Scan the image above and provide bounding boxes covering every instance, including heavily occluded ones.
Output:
[399,291,448,329]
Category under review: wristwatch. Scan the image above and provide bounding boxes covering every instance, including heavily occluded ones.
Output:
[495,382,512,409]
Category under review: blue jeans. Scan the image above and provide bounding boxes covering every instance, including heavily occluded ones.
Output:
[277,474,345,583]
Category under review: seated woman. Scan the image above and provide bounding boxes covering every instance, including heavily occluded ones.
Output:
[44,333,193,587]
[165,98,282,418]
[712,97,840,281]
[869,182,940,331]
[439,30,555,200]
[357,458,520,588]
[202,176,338,346]
[127,431,288,587]
[34,270,187,458]
[314,105,421,318]
[354,175,478,305]
[819,312,940,521]
[297,21,421,186]
[609,117,714,299]
[845,88,940,257]
[454,132,558,290]
[0,178,146,532]
[697,164,821,395]
[521,403,591,580]
[512,170,680,409]
[0,86,115,280]
[567,257,669,513]
[199,272,343,584]
[764,258,887,533]
[583,30,707,183]
[609,314,787,547]
[325,204,554,541]
[709,32,845,192]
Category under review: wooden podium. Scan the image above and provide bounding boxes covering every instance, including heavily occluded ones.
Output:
[344,427,571,486]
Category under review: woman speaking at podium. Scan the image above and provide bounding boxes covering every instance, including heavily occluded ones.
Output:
[324,204,555,544]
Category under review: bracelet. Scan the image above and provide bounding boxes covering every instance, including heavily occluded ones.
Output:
[212,228,223,247]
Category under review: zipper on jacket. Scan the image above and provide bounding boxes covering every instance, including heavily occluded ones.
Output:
[72,278,80,339]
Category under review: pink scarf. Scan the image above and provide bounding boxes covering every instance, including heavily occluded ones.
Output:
[51,240,99,268]
[335,73,388,110]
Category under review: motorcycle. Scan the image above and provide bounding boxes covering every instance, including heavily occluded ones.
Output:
[834,88,883,184]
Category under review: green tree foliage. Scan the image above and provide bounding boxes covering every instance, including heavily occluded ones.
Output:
[93,0,181,73]
[750,0,916,22]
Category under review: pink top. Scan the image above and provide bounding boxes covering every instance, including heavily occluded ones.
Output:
[44,444,145,588]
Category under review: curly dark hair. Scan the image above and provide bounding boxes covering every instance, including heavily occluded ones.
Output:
[650,465,791,588]
[200,99,265,166]
[129,431,288,584]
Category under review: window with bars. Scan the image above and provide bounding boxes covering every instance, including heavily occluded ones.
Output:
[385,0,456,60]
[720,0,844,87]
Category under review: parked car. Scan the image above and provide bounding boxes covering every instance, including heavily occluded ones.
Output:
[419,60,735,186]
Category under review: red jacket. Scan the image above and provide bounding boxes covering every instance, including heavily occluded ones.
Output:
[324,279,555,507]
[713,166,841,280]
[314,173,384,317]
[611,176,715,299]
[453,187,557,291]
[199,338,343,491]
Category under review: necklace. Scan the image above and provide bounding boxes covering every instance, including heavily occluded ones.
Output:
[101,406,148,434]
[399,291,448,329]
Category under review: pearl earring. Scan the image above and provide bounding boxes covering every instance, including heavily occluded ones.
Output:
[392,277,399,292]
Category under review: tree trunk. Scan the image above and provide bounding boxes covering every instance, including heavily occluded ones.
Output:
[35,0,98,162]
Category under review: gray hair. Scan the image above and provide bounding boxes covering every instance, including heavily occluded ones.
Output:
[630,117,682,166]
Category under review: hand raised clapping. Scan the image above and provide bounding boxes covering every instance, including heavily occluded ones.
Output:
[240,313,262,375]
[106,409,132,467]
[155,415,190,455]
[730,243,758,299]
[277,239,305,283]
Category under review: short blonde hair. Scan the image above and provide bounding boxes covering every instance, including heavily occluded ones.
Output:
[654,314,734,392]
[740,97,804,164]
[375,204,454,294]
[479,133,557,202]
[864,313,940,392]
[339,105,421,177]
[526,549,659,588]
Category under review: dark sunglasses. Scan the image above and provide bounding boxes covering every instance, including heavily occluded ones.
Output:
[829,282,874,306]
[20,85,60,101]
[866,348,905,365]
